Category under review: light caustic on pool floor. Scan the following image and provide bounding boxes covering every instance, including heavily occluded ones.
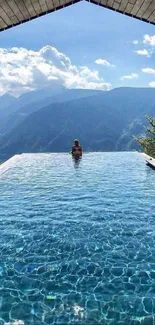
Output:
[0,153,155,325]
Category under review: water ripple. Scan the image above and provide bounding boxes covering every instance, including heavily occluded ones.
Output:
[0,152,155,325]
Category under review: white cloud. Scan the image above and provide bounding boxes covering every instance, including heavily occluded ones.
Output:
[120,73,139,81]
[0,46,111,96]
[143,34,155,46]
[142,68,155,75]
[79,66,100,80]
[133,40,138,45]
[135,49,150,57]
[149,81,155,87]
[95,59,115,67]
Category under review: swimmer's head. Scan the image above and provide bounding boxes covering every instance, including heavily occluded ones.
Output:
[74,139,79,146]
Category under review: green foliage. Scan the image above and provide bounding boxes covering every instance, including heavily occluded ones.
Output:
[135,116,155,158]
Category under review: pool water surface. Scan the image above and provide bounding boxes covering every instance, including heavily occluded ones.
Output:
[0,152,155,325]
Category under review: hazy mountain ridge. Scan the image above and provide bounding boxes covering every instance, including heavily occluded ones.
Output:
[0,87,155,160]
[0,88,101,134]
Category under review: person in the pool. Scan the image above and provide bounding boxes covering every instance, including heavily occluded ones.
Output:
[71,139,83,157]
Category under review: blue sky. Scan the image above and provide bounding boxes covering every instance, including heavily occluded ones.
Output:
[0,1,155,95]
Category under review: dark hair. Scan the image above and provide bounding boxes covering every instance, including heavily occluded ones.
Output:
[74,139,79,145]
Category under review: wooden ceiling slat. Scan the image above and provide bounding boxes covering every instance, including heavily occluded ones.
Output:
[39,4,47,11]
[129,0,136,4]
[24,0,37,16]
[0,16,7,28]
[65,0,75,4]
[31,0,42,14]
[99,0,108,6]
[125,2,134,13]
[9,14,19,24]
[142,1,155,19]
[0,7,13,25]
[5,0,24,21]
[38,0,48,11]
[1,1,14,18]
[107,0,115,7]
[137,0,152,17]
[147,8,155,20]
[119,0,129,12]
[113,1,120,9]
[52,0,61,9]
[45,0,55,10]
[130,0,143,16]
[16,1,31,20]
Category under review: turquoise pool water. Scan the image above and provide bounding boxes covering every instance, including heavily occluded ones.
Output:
[0,152,155,325]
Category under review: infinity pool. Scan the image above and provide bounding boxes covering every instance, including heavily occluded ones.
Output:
[0,152,155,325]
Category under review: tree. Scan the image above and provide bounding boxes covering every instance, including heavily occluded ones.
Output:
[135,115,155,158]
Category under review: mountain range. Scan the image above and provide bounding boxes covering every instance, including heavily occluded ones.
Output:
[0,85,155,161]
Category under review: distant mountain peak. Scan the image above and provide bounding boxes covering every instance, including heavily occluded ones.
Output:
[18,83,66,102]
[0,93,15,99]
[0,92,17,113]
